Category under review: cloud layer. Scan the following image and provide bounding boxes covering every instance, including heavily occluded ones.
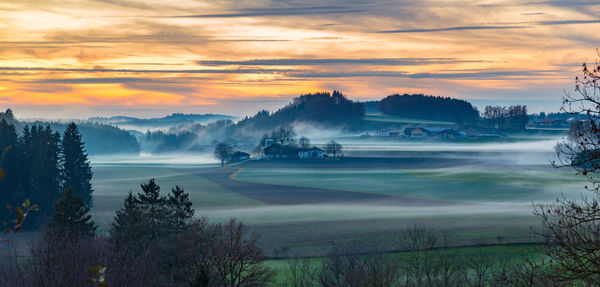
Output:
[0,0,599,118]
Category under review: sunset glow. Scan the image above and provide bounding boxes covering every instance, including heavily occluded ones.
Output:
[1,0,599,118]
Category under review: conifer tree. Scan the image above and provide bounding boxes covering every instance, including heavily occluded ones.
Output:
[20,125,61,225]
[135,179,170,238]
[0,120,18,220]
[110,191,149,249]
[61,122,93,207]
[47,188,97,241]
[168,185,194,232]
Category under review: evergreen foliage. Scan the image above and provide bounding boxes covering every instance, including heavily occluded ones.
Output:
[110,179,194,249]
[110,191,149,250]
[47,188,97,241]
[0,119,94,227]
[61,123,93,207]
[378,94,480,125]
[168,185,194,232]
[236,90,365,130]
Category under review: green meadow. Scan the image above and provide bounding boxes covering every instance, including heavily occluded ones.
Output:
[233,167,586,202]
[263,244,542,285]
[89,137,581,257]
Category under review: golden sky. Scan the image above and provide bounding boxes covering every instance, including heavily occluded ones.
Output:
[1,0,599,118]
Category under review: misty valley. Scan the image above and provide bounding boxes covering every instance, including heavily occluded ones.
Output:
[3,87,600,286]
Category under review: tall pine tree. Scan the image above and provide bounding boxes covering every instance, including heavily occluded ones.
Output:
[110,191,149,250]
[19,125,61,225]
[0,119,18,224]
[47,188,97,241]
[168,185,194,232]
[61,123,93,207]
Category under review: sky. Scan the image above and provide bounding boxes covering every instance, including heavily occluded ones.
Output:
[1,0,599,119]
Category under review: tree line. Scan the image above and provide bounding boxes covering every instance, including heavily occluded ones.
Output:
[482,105,528,130]
[378,94,480,125]
[0,178,272,287]
[236,91,365,133]
[0,119,92,227]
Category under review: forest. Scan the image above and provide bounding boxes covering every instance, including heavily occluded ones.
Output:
[0,119,92,227]
[378,94,480,125]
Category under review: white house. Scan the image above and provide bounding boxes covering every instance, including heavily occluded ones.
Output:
[298,147,325,159]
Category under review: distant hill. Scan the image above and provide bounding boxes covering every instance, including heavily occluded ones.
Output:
[236,91,365,131]
[378,94,479,125]
[363,101,380,114]
[23,121,140,155]
[89,113,236,129]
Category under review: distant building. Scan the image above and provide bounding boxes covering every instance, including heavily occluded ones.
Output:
[265,138,274,147]
[378,129,401,137]
[477,133,504,138]
[298,147,325,159]
[263,143,296,159]
[228,151,250,162]
[533,119,568,128]
[263,144,326,159]
[403,127,458,138]
[408,128,427,138]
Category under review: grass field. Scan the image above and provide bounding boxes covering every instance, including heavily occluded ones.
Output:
[263,244,541,285]
[89,135,580,257]
[233,166,586,202]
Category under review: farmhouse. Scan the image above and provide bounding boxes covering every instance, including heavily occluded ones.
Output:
[298,147,325,159]
[263,143,297,159]
[229,151,250,162]
[477,133,504,138]
[263,144,326,159]
[533,119,568,128]
[378,129,401,137]
[408,128,427,138]
[403,127,460,138]
[264,138,274,147]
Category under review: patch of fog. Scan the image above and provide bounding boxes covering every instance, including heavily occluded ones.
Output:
[196,202,536,225]
[292,122,352,141]
[338,139,560,153]
[327,138,562,165]
[89,152,219,165]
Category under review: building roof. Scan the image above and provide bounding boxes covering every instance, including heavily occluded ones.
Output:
[298,146,324,152]
[423,127,452,133]
[538,119,565,123]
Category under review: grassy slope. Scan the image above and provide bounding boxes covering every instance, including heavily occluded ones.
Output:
[92,165,264,230]
[233,167,586,202]
[263,244,542,285]
[90,157,578,257]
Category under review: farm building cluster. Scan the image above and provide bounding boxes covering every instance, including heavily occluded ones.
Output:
[376,127,510,139]
[262,140,326,159]
[378,127,468,139]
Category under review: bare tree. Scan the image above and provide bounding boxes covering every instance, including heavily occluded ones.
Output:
[299,136,311,148]
[325,141,342,159]
[287,257,318,287]
[538,51,600,284]
[318,243,399,287]
[272,126,297,145]
[462,248,494,287]
[399,223,437,287]
[214,142,233,166]
[196,219,274,287]
[428,232,465,287]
